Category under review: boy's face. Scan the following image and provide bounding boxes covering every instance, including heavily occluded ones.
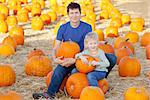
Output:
[68,8,81,23]
[87,39,99,52]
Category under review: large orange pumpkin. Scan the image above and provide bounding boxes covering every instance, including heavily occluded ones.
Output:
[80,86,105,100]
[118,56,141,77]
[146,45,150,59]
[0,44,15,56]
[2,36,17,50]
[46,71,68,90]
[115,46,133,64]
[6,15,18,27]
[66,73,89,98]
[141,32,150,47]
[27,48,45,59]
[113,37,126,49]
[98,78,109,94]
[31,16,44,30]
[0,20,8,33]
[94,29,104,41]
[9,26,24,45]
[99,42,114,54]
[106,26,118,37]
[75,55,98,73]
[118,39,135,54]
[25,56,52,77]
[56,41,80,58]
[0,91,23,100]
[125,32,139,43]
[124,87,149,100]
[0,64,16,86]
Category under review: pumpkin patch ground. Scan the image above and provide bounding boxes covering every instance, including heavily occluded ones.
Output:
[0,0,150,100]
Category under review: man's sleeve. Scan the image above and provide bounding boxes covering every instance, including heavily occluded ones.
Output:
[56,25,64,41]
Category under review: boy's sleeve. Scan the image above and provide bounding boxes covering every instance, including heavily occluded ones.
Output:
[75,50,88,59]
[97,50,110,68]
[56,25,64,41]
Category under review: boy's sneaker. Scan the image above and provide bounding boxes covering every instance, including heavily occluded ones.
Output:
[32,92,54,99]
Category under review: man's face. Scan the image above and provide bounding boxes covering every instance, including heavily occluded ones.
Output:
[68,8,81,23]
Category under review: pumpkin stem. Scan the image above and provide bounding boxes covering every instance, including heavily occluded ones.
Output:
[33,48,37,50]
[126,38,130,42]
[104,41,108,45]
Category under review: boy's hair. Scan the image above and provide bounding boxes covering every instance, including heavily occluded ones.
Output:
[84,32,99,49]
[67,2,81,13]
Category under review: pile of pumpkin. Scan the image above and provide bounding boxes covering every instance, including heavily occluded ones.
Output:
[0,0,150,99]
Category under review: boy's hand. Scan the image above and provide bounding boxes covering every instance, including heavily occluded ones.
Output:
[89,61,99,66]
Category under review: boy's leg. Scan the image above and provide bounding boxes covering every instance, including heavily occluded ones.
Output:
[87,71,106,86]
[71,68,79,74]
[47,64,75,96]
[105,53,117,78]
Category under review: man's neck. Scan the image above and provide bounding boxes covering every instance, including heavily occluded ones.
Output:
[70,21,80,28]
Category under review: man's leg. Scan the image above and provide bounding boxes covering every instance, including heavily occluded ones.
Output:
[105,53,117,78]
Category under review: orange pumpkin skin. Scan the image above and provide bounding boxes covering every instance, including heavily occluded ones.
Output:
[75,55,97,73]
[146,45,150,59]
[141,32,150,47]
[115,46,133,64]
[6,15,18,27]
[0,64,16,87]
[2,36,17,50]
[0,44,15,56]
[0,4,9,17]
[48,11,57,22]
[40,14,51,25]
[100,10,109,20]
[27,48,45,59]
[125,32,139,43]
[118,56,141,77]
[114,37,126,49]
[46,71,68,90]
[0,20,8,33]
[31,16,44,30]
[106,26,118,37]
[124,87,149,100]
[25,56,52,77]
[110,18,122,28]
[94,29,104,41]
[98,78,109,94]
[66,73,89,98]
[99,42,114,54]
[121,14,131,25]
[0,91,23,100]
[118,39,135,54]
[80,86,105,100]
[0,13,5,21]
[56,41,80,58]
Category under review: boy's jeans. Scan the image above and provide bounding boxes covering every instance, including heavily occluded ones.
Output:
[47,53,116,96]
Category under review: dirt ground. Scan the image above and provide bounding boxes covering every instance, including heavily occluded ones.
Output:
[0,0,150,100]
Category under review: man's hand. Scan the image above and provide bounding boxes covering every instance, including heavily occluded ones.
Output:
[61,58,76,67]
[53,56,65,65]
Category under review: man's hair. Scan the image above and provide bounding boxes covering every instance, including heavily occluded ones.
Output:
[84,32,99,49]
[67,2,81,13]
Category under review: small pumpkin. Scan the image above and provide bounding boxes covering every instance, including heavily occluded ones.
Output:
[109,8,122,19]
[6,15,18,27]
[124,87,149,100]
[118,56,141,77]
[0,91,23,100]
[94,29,104,41]
[106,26,118,37]
[80,86,105,100]
[125,32,139,43]
[31,16,44,30]
[132,17,145,26]
[141,32,150,47]
[99,41,114,54]
[32,0,45,9]
[40,14,51,25]
[76,55,98,73]
[0,64,16,86]
[130,22,143,32]
[0,4,9,17]
[56,41,80,59]
[17,8,29,22]
[66,73,89,98]
[0,13,5,21]
[31,6,41,17]
[0,0,5,3]
[25,56,52,77]
[46,71,68,90]
[98,78,109,94]
[121,14,131,25]
[0,44,15,56]
[48,11,57,22]
[19,0,28,4]
[146,45,150,59]
[118,38,135,54]
[110,18,122,28]
[0,20,8,33]
[115,46,133,64]
[27,48,45,59]
[2,36,17,50]
[100,10,109,20]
